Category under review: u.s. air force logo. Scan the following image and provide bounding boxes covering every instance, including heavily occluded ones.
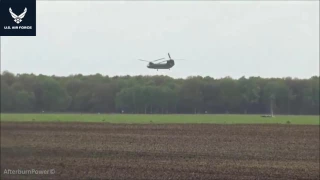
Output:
[9,7,27,24]
[0,0,36,36]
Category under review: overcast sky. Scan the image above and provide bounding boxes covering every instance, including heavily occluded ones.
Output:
[1,1,319,79]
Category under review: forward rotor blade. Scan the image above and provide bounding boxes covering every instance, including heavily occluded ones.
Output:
[168,53,171,59]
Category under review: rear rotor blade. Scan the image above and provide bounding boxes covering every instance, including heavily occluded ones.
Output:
[138,59,151,62]
[168,53,171,59]
[152,58,165,62]
[157,60,168,64]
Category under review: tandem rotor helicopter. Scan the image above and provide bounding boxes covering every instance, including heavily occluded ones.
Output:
[138,53,183,71]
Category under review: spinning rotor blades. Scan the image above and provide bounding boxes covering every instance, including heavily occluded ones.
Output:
[152,58,165,62]
[138,59,151,62]
[138,58,165,63]
[157,60,168,64]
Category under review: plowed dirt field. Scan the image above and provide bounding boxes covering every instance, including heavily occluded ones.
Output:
[1,122,319,180]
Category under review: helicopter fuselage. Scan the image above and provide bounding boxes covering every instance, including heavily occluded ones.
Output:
[147,60,175,69]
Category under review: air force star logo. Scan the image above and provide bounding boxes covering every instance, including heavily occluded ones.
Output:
[9,7,27,24]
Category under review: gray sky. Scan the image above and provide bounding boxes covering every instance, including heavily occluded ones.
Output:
[1,1,319,79]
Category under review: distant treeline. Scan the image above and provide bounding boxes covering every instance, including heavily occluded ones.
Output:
[1,71,319,115]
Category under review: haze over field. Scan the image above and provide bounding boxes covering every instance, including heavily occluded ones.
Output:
[1,1,319,78]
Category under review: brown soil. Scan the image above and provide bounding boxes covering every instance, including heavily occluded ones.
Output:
[1,122,319,180]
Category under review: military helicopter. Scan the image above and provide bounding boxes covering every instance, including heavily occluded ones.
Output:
[138,53,182,71]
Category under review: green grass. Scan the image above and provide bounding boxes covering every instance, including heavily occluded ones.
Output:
[0,113,319,125]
